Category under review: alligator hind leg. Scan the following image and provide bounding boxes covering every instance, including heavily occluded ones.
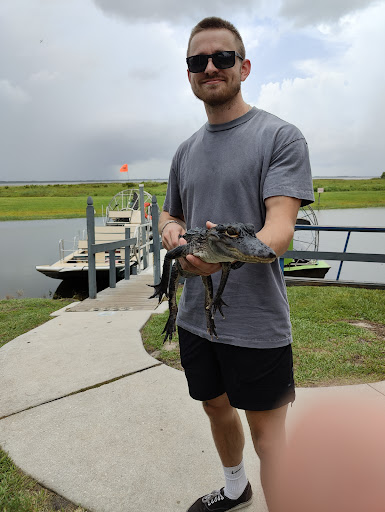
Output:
[211,263,231,318]
[202,275,217,338]
[162,262,181,342]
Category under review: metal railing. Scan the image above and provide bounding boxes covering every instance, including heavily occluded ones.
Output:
[280,225,385,280]
[86,192,161,299]
[86,205,385,298]
[59,236,79,262]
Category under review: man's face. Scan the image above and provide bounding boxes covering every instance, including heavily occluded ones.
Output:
[187,29,248,107]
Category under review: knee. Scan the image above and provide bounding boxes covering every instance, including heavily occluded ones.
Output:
[202,393,234,421]
[252,435,277,460]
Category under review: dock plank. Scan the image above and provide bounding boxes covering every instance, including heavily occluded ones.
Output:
[69,273,161,312]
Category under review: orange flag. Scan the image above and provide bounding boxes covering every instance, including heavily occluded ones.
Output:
[120,164,128,172]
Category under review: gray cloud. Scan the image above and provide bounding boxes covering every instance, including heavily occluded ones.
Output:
[279,0,379,26]
[1,0,383,184]
[92,0,259,22]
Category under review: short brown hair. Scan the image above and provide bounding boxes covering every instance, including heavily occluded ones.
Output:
[187,17,246,59]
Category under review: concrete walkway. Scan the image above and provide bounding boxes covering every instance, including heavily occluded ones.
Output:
[1,279,385,511]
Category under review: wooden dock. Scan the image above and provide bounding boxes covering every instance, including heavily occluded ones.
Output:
[68,271,385,313]
[69,272,160,312]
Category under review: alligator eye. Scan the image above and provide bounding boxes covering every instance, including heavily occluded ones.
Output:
[225,228,239,238]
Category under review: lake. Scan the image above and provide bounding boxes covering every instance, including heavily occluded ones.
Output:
[0,208,384,299]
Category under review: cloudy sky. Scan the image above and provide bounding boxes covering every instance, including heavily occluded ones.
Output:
[0,0,384,182]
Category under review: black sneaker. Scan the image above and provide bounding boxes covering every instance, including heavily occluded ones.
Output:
[187,481,252,511]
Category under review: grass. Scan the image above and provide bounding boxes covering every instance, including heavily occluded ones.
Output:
[0,299,74,349]
[141,286,385,387]
[313,190,385,209]
[312,178,385,192]
[0,298,86,512]
[0,287,384,509]
[0,179,384,220]
[0,450,86,512]
[0,182,167,221]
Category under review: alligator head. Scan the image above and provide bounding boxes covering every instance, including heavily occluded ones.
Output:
[205,223,276,263]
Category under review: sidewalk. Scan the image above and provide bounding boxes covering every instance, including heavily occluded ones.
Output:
[1,278,385,511]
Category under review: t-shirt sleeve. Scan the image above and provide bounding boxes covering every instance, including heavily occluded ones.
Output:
[162,158,184,218]
[263,132,315,207]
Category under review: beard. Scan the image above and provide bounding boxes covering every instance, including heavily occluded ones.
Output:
[191,76,241,107]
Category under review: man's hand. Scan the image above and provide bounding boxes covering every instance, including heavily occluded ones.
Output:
[181,220,221,276]
[161,221,185,251]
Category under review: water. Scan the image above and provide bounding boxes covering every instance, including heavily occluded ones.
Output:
[0,209,384,299]
[315,208,385,282]
[0,217,104,299]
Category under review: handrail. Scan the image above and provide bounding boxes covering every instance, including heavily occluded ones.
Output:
[281,225,385,280]
[86,192,161,299]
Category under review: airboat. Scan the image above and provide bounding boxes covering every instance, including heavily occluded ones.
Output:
[36,189,157,285]
[284,206,331,278]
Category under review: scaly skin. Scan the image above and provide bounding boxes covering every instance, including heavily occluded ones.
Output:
[149,223,276,342]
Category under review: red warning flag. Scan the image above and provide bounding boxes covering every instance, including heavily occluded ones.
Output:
[120,164,128,172]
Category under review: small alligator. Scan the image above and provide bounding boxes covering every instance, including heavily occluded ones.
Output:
[149,223,276,342]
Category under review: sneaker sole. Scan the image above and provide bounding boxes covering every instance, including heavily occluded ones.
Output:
[228,496,253,511]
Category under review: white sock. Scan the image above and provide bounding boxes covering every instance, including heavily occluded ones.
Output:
[223,460,248,500]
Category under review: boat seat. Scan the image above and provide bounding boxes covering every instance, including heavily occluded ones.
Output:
[107,210,143,224]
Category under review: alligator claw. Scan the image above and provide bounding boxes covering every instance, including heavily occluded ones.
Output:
[212,297,228,319]
[148,283,169,303]
[162,314,177,343]
[205,308,218,339]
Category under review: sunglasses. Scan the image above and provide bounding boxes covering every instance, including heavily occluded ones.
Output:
[186,51,244,73]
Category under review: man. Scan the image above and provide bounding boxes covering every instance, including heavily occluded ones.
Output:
[160,17,314,512]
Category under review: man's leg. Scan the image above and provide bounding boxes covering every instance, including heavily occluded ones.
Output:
[202,392,245,467]
[245,405,289,512]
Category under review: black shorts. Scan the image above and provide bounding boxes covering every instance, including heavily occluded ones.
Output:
[178,327,295,411]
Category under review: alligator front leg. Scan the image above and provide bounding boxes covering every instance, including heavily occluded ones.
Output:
[161,262,181,342]
[148,245,187,303]
[202,275,217,338]
[148,257,173,303]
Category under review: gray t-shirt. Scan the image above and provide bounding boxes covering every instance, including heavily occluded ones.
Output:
[163,107,314,348]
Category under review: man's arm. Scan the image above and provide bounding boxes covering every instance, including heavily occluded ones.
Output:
[256,196,301,257]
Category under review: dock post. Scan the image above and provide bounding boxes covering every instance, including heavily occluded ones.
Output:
[139,184,148,269]
[151,195,161,285]
[109,250,116,288]
[124,227,131,280]
[336,231,352,281]
[87,197,97,299]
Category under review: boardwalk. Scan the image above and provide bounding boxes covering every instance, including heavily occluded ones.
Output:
[70,272,161,312]
[69,271,385,314]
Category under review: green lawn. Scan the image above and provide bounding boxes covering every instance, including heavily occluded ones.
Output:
[0,298,74,348]
[314,190,385,209]
[141,286,385,387]
[0,196,112,221]
[1,286,384,510]
[0,298,85,512]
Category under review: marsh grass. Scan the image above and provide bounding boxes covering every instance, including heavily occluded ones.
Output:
[0,179,384,220]
[0,182,167,221]
[141,287,385,387]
